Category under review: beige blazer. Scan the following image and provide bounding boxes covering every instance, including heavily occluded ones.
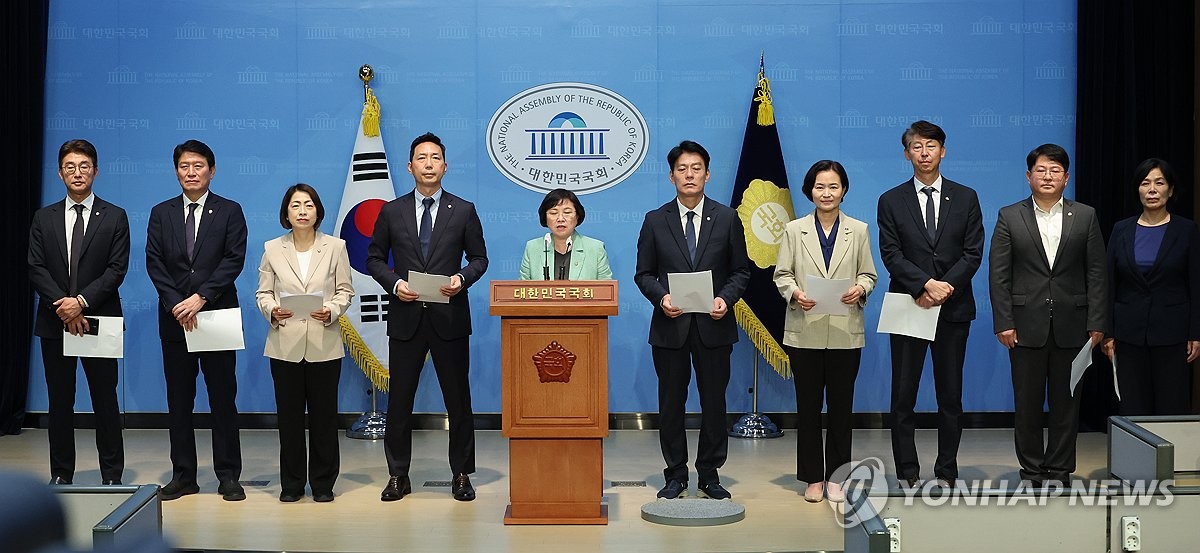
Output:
[256,232,354,363]
[773,212,878,349]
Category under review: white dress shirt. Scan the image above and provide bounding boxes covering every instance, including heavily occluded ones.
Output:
[64,193,95,264]
[1033,196,1065,269]
[414,187,444,232]
[182,190,211,236]
[913,174,943,227]
[676,196,705,238]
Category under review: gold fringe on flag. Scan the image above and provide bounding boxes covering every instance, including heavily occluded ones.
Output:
[338,314,389,391]
[754,69,775,127]
[734,299,791,379]
[362,87,381,138]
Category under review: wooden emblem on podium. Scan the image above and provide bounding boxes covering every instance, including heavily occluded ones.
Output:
[532,341,576,383]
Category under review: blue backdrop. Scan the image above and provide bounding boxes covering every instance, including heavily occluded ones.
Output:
[33,0,1077,416]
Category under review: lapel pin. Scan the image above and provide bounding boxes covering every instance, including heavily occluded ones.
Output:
[1068,212,1073,216]
[208,209,213,214]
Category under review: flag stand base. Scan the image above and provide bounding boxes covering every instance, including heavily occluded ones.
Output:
[728,412,783,439]
[346,410,387,440]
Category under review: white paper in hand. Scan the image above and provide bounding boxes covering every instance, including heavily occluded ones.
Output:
[185,308,246,352]
[667,270,714,313]
[805,275,852,316]
[877,293,941,341]
[63,316,124,358]
[407,271,452,304]
[1069,339,1094,397]
[280,292,325,321]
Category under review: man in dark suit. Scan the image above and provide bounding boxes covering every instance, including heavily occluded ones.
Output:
[367,132,488,502]
[145,140,248,501]
[28,139,129,485]
[634,140,751,500]
[990,143,1108,486]
[877,121,984,488]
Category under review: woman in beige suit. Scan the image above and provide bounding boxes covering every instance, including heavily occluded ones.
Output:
[256,184,353,503]
[773,160,877,504]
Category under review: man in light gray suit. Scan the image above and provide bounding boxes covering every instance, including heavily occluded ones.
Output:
[989,143,1108,487]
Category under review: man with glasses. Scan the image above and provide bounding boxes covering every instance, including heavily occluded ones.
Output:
[877,121,984,489]
[989,143,1108,487]
[28,139,130,485]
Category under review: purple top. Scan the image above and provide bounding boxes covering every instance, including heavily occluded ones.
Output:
[1134,223,1168,272]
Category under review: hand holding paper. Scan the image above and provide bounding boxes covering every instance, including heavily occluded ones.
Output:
[667,271,714,314]
[804,275,852,316]
[407,271,452,304]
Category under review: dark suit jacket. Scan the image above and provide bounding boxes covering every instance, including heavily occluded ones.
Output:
[366,190,488,341]
[989,197,1108,348]
[1107,215,1200,346]
[28,196,130,338]
[145,192,248,342]
[634,196,751,349]
[878,178,984,322]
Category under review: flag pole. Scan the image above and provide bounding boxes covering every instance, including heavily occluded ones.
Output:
[729,352,782,438]
[345,63,388,440]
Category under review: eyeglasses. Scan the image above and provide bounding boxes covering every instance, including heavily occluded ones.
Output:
[1032,167,1065,177]
[61,163,93,174]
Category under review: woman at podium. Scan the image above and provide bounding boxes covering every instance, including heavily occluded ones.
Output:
[519,188,613,280]
[255,183,354,503]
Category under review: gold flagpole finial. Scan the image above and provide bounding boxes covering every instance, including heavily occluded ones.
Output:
[359,64,381,137]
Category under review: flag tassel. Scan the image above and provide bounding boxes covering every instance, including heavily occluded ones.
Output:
[362,87,381,138]
[754,71,775,127]
[734,300,791,379]
[339,315,389,390]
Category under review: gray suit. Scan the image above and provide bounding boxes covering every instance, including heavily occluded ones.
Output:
[989,197,1108,483]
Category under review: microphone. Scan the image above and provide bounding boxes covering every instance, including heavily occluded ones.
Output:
[557,238,572,280]
[543,233,551,280]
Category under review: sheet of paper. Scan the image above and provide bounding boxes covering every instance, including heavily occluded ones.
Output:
[62,316,124,358]
[408,271,451,304]
[805,275,852,316]
[876,293,942,341]
[185,308,246,352]
[667,270,714,313]
[280,292,325,321]
[1069,339,1095,397]
[1111,352,1121,401]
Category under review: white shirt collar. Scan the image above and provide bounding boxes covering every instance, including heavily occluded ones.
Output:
[1033,196,1064,215]
[913,174,943,193]
[182,190,210,208]
[65,193,95,211]
[677,196,705,217]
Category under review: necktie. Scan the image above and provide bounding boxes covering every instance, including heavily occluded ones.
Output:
[921,186,936,239]
[185,202,199,259]
[420,197,434,259]
[685,211,697,262]
[68,204,85,295]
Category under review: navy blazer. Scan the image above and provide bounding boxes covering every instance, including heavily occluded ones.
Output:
[28,196,130,338]
[366,190,488,342]
[989,198,1109,348]
[145,192,248,342]
[877,178,984,323]
[634,196,751,349]
[1107,215,1200,346]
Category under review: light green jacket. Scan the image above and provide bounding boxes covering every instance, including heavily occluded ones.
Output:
[519,232,613,280]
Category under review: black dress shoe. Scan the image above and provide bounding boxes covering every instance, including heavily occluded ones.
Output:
[48,476,72,486]
[381,475,411,501]
[657,479,687,499]
[452,473,475,501]
[102,479,122,485]
[698,481,731,500]
[159,480,200,500]
[218,480,246,501]
[901,477,923,489]
[279,490,303,502]
[312,491,335,503]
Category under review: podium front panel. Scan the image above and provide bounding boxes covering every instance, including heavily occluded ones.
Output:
[501,318,608,438]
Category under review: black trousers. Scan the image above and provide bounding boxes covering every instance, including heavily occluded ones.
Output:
[40,337,123,482]
[384,315,475,477]
[889,320,968,480]
[270,358,341,494]
[1009,330,1079,483]
[1115,340,1193,416]
[161,340,241,485]
[652,319,732,486]
[787,346,861,483]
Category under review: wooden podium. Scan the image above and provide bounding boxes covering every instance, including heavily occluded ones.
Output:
[490,280,616,525]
